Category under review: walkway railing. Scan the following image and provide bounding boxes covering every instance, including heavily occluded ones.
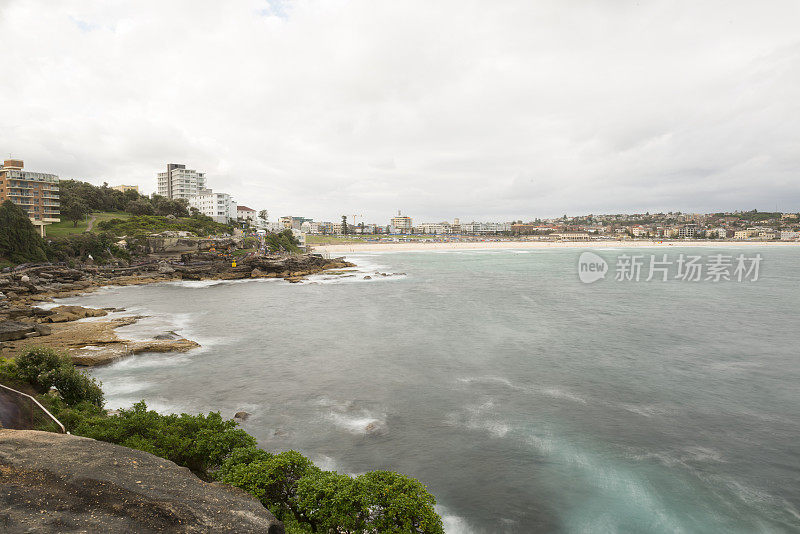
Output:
[0,384,66,433]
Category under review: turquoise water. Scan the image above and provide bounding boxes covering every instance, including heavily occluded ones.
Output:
[66,247,800,533]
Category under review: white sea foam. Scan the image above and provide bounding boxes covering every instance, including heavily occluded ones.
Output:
[436,506,476,534]
[458,376,588,405]
[98,377,150,396]
[328,412,387,435]
[539,387,587,404]
[99,352,193,371]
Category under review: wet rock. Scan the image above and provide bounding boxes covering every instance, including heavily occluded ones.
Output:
[234,411,250,421]
[153,331,181,340]
[363,275,372,280]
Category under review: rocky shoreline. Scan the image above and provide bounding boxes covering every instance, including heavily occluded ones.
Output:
[0,253,354,366]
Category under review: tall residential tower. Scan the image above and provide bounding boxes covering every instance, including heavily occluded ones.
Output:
[157,164,206,200]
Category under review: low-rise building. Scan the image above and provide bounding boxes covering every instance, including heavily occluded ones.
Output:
[188,191,237,224]
[734,229,759,239]
[678,224,698,238]
[417,222,452,234]
[111,185,139,193]
[236,206,257,225]
[0,159,60,236]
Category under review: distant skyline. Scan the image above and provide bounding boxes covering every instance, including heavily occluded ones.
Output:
[2,0,799,221]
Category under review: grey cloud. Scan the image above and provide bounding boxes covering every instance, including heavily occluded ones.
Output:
[1,0,798,222]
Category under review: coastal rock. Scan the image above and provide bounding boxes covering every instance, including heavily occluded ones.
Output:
[70,338,200,366]
[34,324,52,336]
[45,305,108,323]
[363,275,372,280]
[251,268,263,278]
[153,330,181,340]
[158,262,175,274]
[234,411,250,421]
[0,430,284,534]
[0,321,36,342]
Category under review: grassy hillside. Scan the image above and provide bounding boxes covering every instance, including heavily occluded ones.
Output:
[46,212,131,238]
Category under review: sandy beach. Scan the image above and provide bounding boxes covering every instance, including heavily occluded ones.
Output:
[311,240,800,254]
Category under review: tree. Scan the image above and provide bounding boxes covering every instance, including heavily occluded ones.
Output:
[258,210,268,221]
[64,199,90,227]
[341,215,348,235]
[125,199,155,216]
[0,200,48,263]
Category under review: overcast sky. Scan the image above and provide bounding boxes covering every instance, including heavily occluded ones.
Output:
[1,0,798,222]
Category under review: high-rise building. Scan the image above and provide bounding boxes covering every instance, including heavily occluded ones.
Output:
[390,211,413,232]
[157,164,206,200]
[0,159,60,236]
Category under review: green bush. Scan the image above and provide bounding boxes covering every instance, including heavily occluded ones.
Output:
[218,449,444,534]
[13,347,104,407]
[265,230,301,253]
[73,401,256,476]
[0,200,48,263]
[47,232,130,264]
[98,214,232,238]
[217,449,319,521]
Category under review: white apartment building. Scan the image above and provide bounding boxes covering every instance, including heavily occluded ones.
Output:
[188,191,237,224]
[417,222,452,234]
[707,228,728,238]
[157,164,207,200]
[780,230,799,240]
[460,222,512,234]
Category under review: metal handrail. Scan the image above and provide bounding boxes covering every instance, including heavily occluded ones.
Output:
[0,383,66,434]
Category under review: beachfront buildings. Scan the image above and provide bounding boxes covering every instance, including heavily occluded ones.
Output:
[157,164,206,200]
[0,159,60,236]
[188,191,237,224]
[390,213,413,233]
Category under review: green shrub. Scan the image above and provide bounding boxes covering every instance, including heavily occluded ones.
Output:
[0,200,48,263]
[0,357,24,387]
[265,230,301,253]
[218,450,444,534]
[354,471,443,533]
[73,401,256,476]
[14,347,104,407]
[47,232,130,264]
[98,214,232,238]
[15,347,66,384]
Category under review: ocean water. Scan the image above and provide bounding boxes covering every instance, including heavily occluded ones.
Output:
[57,247,800,533]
